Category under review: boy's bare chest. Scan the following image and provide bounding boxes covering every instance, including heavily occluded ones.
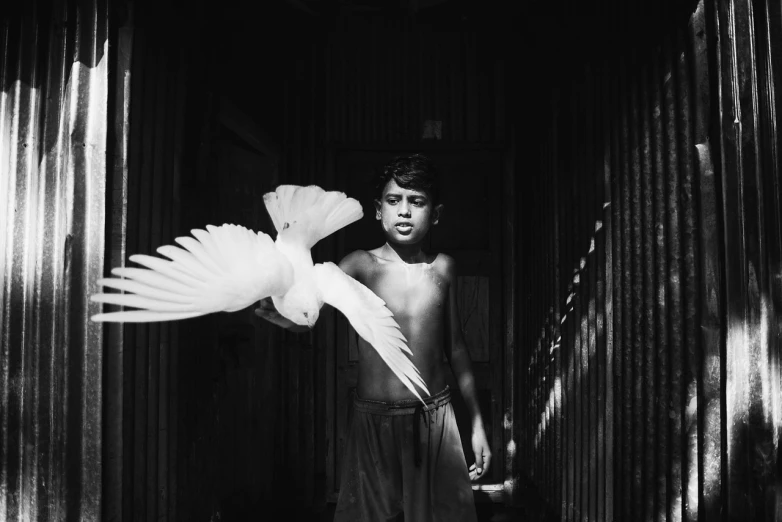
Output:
[362,264,447,319]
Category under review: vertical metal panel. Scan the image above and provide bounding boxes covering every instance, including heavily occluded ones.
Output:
[0,1,108,519]
[663,30,686,522]
[106,26,187,522]
[691,2,724,520]
[502,127,518,502]
[518,0,782,520]
[640,60,658,522]
[619,57,633,522]
[104,11,133,522]
[715,0,782,519]
[651,40,671,522]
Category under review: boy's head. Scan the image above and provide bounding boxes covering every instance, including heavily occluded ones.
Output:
[374,154,443,244]
[375,154,440,205]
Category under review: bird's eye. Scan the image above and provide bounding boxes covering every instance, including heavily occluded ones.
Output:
[303,312,308,318]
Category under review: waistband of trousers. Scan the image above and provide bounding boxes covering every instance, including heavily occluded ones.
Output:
[353,386,451,416]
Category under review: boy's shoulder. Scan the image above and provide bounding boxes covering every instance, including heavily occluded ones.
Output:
[337,249,375,278]
[432,252,457,280]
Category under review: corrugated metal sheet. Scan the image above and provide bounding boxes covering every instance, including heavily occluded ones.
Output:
[0,2,108,520]
[115,28,186,522]
[519,0,782,520]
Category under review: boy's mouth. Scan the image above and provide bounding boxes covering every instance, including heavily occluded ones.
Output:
[395,222,413,234]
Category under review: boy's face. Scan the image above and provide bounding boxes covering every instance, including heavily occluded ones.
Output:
[374,179,442,245]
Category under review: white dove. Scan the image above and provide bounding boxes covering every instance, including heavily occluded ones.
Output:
[91,184,429,402]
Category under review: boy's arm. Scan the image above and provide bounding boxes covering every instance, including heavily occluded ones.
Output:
[254,297,310,333]
[442,255,492,481]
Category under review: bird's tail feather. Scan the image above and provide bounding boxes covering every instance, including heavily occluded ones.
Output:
[263,185,363,249]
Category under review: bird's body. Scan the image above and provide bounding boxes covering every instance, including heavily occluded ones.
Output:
[92,184,429,401]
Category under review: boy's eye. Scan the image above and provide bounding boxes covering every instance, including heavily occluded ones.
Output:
[386,199,398,205]
[412,200,424,206]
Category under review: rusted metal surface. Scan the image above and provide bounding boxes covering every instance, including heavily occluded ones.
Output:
[1,1,108,519]
[519,0,782,520]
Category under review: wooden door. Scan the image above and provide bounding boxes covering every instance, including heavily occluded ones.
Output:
[325,148,506,501]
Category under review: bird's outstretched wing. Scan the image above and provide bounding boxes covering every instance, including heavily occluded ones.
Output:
[263,185,363,249]
[314,262,429,402]
[92,224,294,322]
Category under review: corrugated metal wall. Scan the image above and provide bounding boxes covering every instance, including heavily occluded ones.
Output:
[0,1,108,520]
[114,26,187,522]
[5,1,782,520]
[520,0,782,520]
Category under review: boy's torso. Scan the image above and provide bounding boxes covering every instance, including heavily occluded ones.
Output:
[349,248,451,402]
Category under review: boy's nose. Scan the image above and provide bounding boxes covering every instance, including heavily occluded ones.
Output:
[398,205,411,216]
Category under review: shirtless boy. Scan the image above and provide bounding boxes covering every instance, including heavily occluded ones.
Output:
[256,154,490,521]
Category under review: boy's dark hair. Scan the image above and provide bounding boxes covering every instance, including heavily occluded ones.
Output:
[376,154,439,205]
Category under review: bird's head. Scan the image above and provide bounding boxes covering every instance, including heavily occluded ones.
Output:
[294,307,319,329]
[285,287,321,329]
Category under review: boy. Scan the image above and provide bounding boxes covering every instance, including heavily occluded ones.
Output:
[256,154,490,521]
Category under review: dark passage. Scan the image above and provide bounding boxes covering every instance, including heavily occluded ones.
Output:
[1,1,782,521]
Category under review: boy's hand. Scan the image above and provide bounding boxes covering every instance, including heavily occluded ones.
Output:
[254,297,296,329]
[469,424,492,481]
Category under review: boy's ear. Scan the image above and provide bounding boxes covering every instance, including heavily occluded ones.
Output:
[373,199,382,220]
[432,203,444,225]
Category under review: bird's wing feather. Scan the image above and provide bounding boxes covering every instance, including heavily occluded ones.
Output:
[263,185,363,249]
[92,224,294,322]
[314,262,429,402]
